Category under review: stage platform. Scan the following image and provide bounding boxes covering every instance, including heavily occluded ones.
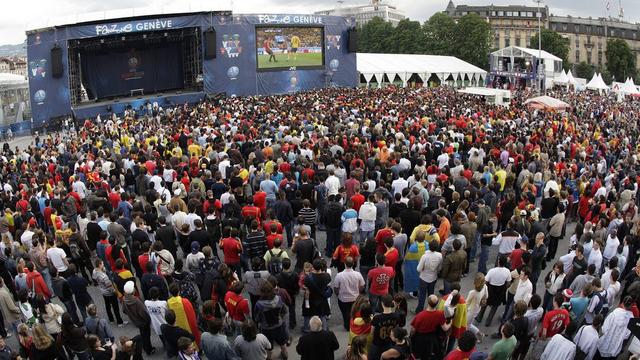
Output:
[72,91,206,120]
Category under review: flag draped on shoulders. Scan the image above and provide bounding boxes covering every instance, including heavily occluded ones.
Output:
[403,240,428,293]
[168,295,201,345]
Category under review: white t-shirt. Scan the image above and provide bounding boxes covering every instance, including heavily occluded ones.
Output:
[144,299,167,335]
[485,266,511,286]
[46,247,68,272]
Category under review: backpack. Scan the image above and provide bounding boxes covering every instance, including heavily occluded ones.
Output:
[177,273,200,305]
[267,249,284,275]
[593,290,609,316]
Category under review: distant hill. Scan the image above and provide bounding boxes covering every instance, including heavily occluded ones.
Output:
[0,41,26,57]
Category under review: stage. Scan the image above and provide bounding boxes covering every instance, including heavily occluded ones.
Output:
[71,90,205,120]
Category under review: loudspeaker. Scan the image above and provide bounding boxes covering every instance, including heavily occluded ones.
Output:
[204,29,216,59]
[51,45,63,78]
[348,28,358,53]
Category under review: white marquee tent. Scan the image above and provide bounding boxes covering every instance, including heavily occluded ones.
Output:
[554,69,569,85]
[356,53,487,88]
[586,73,609,92]
[567,70,577,86]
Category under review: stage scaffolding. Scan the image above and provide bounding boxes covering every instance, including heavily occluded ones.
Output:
[67,27,203,107]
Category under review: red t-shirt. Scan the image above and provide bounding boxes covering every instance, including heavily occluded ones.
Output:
[541,308,570,338]
[138,253,150,274]
[253,192,267,215]
[444,349,475,360]
[351,194,365,212]
[375,228,394,254]
[510,248,525,270]
[263,220,283,236]
[266,233,283,249]
[411,309,446,333]
[367,266,394,296]
[332,245,360,263]
[220,237,242,264]
[384,248,400,268]
[224,291,250,322]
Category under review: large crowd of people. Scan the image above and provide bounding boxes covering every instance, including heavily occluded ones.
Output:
[0,85,637,360]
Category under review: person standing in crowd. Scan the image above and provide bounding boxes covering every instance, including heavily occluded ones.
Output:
[296,315,340,360]
[367,254,394,312]
[234,320,273,360]
[167,282,201,346]
[369,295,403,360]
[254,282,289,359]
[476,255,511,327]
[121,281,156,355]
[302,259,332,332]
[333,256,365,331]
[92,258,125,326]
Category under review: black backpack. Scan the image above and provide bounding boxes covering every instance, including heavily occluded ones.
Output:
[267,249,284,275]
[593,290,609,316]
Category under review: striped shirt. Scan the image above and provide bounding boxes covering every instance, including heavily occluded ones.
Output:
[298,207,317,226]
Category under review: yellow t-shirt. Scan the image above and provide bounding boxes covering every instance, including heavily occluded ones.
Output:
[291,36,300,48]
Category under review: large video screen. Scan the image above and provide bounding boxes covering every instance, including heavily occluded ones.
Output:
[255,27,324,70]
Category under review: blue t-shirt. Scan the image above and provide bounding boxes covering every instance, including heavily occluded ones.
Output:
[570,296,589,317]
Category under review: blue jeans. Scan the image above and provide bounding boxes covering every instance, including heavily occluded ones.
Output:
[359,229,374,244]
[416,279,436,312]
[478,244,489,274]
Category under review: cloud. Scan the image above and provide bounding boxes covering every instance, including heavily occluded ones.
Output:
[2,0,638,45]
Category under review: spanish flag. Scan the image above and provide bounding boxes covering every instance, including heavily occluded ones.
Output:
[437,293,467,339]
[167,295,201,345]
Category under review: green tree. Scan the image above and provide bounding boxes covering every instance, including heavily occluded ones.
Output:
[606,38,636,82]
[575,61,594,80]
[529,28,570,66]
[423,12,456,56]
[357,16,394,53]
[453,14,491,69]
[597,66,613,84]
[388,18,425,54]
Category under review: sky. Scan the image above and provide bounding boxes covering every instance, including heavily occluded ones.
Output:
[1,0,638,44]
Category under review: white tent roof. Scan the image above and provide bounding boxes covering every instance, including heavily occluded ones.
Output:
[622,78,639,95]
[524,95,570,110]
[490,46,562,62]
[356,53,487,83]
[554,69,568,84]
[567,70,577,85]
[458,87,510,97]
[586,73,609,91]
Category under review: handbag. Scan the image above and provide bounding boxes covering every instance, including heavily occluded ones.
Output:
[573,326,588,360]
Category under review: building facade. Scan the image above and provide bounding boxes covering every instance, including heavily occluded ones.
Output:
[446,1,548,50]
[446,1,640,71]
[0,57,27,76]
[550,16,640,70]
[315,0,406,26]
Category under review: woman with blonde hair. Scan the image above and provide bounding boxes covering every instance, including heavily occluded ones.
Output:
[16,323,33,359]
[466,273,488,341]
[31,323,57,360]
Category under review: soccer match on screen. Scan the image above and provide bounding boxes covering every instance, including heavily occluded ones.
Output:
[256,27,323,70]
